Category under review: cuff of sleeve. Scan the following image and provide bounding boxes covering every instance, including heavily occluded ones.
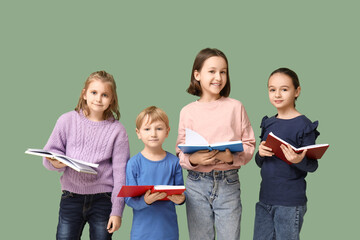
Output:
[179,152,199,171]
[293,157,312,171]
[110,199,125,217]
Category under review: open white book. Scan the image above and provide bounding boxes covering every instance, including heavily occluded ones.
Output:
[177,128,243,154]
[25,148,98,174]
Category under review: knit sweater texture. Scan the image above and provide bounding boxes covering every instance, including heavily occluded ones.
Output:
[43,110,130,216]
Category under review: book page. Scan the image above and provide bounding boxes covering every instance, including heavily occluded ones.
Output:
[153,185,186,190]
[25,149,55,158]
[211,140,242,147]
[185,128,209,145]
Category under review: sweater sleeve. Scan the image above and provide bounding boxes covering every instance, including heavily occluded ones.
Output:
[110,127,130,217]
[174,160,186,205]
[42,115,67,172]
[293,121,319,173]
[176,108,200,171]
[255,151,266,168]
[174,161,184,186]
[254,116,269,168]
[230,105,256,167]
[124,159,150,211]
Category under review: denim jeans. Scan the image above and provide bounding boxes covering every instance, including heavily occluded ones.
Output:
[186,169,242,240]
[56,191,113,240]
[253,201,307,240]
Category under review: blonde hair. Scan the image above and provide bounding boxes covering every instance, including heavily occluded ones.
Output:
[75,70,120,120]
[136,106,169,129]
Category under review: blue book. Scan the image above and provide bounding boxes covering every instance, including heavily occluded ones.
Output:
[177,129,243,154]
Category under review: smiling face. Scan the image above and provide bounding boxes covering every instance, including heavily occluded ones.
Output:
[268,73,300,111]
[136,116,170,150]
[83,79,113,121]
[194,56,228,102]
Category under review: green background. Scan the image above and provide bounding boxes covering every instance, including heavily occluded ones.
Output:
[1,0,358,239]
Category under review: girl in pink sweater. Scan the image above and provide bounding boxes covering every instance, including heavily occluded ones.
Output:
[43,71,130,240]
[176,48,256,240]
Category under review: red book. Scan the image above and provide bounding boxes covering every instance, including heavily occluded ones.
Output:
[264,132,329,165]
[117,185,186,200]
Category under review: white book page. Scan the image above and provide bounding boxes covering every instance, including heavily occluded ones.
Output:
[211,140,242,147]
[297,144,329,151]
[153,185,185,190]
[185,128,209,145]
[55,155,97,174]
[62,155,99,168]
[25,149,55,158]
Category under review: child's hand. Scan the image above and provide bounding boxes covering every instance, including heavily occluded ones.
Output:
[167,193,185,204]
[144,190,167,205]
[46,157,67,168]
[107,216,122,233]
[258,141,274,157]
[280,144,307,164]
[215,149,233,164]
[189,150,219,166]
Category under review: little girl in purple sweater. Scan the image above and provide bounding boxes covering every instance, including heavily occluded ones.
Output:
[43,71,130,240]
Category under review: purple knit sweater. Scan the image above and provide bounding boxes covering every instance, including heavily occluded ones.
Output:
[43,110,130,217]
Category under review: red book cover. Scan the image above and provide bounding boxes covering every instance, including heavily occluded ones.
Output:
[117,185,186,200]
[264,132,329,165]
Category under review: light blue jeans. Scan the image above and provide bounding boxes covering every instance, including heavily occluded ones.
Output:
[185,169,242,240]
[253,201,307,240]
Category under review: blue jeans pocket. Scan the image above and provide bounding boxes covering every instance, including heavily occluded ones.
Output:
[61,191,73,200]
[187,170,201,181]
[225,172,240,185]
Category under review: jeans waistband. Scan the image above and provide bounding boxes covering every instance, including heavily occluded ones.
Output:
[188,169,238,180]
[62,190,111,197]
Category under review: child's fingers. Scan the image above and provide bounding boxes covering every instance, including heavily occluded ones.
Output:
[167,194,185,204]
[260,151,274,157]
[107,220,113,232]
[195,150,210,154]
[156,192,167,200]
[280,144,291,156]
[144,190,151,198]
[209,150,219,157]
[203,156,217,165]
[149,191,167,199]
[300,149,307,158]
[199,150,218,158]
[259,142,272,152]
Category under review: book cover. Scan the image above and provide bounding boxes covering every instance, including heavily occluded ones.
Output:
[178,128,243,154]
[117,185,186,200]
[25,148,98,174]
[264,132,329,164]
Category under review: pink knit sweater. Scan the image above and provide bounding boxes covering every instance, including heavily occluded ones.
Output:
[176,97,256,172]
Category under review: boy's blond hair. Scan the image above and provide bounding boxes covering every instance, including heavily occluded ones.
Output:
[136,106,170,129]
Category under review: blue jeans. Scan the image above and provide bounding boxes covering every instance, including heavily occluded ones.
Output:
[253,201,307,240]
[186,169,242,240]
[56,191,113,240]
